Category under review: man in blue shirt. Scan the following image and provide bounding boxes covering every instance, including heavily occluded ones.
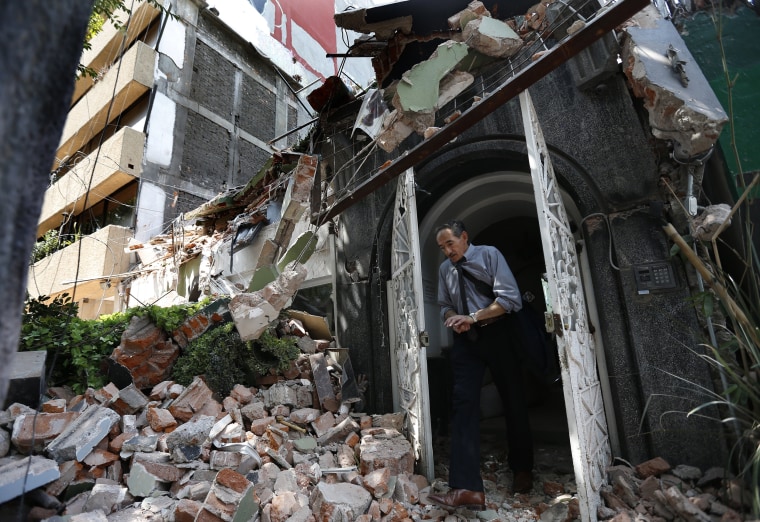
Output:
[429,220,534,510]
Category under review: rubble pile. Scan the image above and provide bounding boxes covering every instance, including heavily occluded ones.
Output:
[596,457,751,522]
[0,314,754,521]
[0,368,434,521]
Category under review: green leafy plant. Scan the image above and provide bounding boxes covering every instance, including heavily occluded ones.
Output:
[30,230,78,264]
[171,322,253,397]
[20,294,132,393]
[20,295,213,394]
[134,299,210,333]
[250,330,300,377]
[172,324,299,397]
[78,0,177,79]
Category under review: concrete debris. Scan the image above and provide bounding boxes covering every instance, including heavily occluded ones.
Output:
[110,316,180,390]
[45,405,120,463]
[463,17,523,58]
[0,455,60,503]
[693,203,731,241]
[229,262,308,342]
[621,5,727,159]
[0,359,749,522]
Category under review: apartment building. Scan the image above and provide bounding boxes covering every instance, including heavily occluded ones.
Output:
[27,0,367,319]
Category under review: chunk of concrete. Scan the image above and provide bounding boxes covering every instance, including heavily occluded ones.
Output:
[310,482,372,522]
[309,353,340,413]
[621,5,727,159]
[46,405,119,462]
[166,414,216,453]
[168,377,221,423]
[230,263,308,342]
[133,452,184,482]
[0,456,60,503]
[147,407,177,432]
[3,350,46,409]
[317,416,360,445]
[463,16,522,58]
[263,382,298,409]
[127,461,171,497]
[359,428,414,475]
[198,468,258,522]
[82,483,129,514]
[395,41,470,113]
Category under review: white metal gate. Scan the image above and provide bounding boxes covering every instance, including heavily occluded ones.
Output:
[388,168,435,480]
[520,90,611,521]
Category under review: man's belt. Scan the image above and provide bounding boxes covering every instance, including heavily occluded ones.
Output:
[476,314,507,327]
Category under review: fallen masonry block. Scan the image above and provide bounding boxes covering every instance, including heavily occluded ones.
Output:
[229,263,308,341]
[359,428,414,476]
[262,382,298,408]
[241,401,267,421]
[121,434,158,453]
[12,411,80,453]
[42,398,67,413]
[317,416,360,445]
[393,473,419,504]
[309,353,339,412]
[110,315,180,389]
[290,408,321,424]
[127,461,172,497]
[93,383,119,406]
[198,468,258,521]
[166,415,216,454]
[0,455,61,503]
[46,405,120,462]
[111,384,149,415]
[132,452,185,482]
[168,377,221,422]
[462,16,523,58]
[82,483,129,515]
[175,498,202,521]
[147,406,177,432]
[310,482,372,521]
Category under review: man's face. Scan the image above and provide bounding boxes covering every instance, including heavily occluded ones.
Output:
[436,228,469,264]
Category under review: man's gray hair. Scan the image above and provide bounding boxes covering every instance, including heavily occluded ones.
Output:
[435,220,467,238]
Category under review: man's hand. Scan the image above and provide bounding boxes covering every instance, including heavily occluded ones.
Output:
[444,314,475,334]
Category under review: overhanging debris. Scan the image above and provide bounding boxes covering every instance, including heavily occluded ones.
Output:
[311,0,650,225]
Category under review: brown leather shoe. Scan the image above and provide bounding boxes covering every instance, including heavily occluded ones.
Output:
[514,470,533,493]
[428,488,486,510]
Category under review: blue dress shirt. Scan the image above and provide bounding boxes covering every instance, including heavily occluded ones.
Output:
[438,243,523,320]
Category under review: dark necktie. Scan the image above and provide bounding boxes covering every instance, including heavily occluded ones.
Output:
[455,258,469,315]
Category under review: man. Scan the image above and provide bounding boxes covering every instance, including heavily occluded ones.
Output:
[429,220,534,510]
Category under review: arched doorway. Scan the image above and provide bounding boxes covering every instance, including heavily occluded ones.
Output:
[384,100,621,520]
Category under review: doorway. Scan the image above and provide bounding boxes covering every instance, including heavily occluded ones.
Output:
[417,169,593,492]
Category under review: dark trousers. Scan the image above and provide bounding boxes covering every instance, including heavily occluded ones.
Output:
[448,313,534,492]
